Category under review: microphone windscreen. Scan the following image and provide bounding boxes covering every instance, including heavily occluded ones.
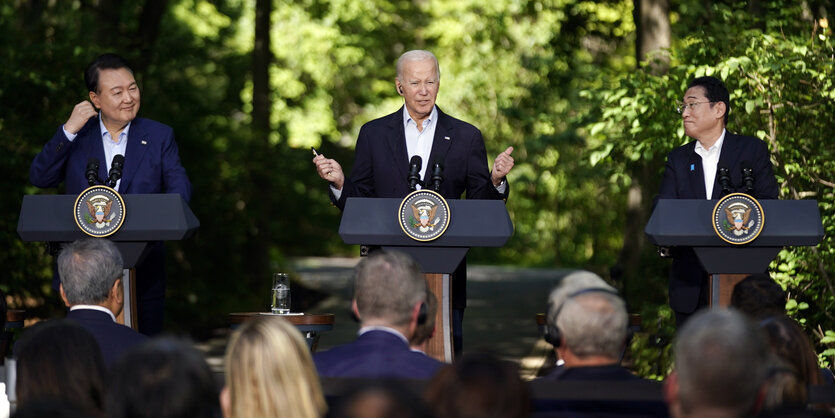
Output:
[409,155,422,168]
[113,154,125,168]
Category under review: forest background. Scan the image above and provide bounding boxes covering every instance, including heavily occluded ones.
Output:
[1,0,833,376]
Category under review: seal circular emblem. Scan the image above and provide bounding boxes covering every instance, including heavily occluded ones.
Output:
[398,190,451,242]
[712,193,765,245]
[74,185,126,238]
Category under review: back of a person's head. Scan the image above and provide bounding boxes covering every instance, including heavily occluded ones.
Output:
[106,337,219,418]
[730,273,787,320]
[673,308,769,418]
[761,358,808,412]
[556,291,627,359]
[354,250,426,326]
[14,319,105,416]
[224,316,326,418]
[760,315,822,386]
[10,396,98,418]
[546,270,614,331]
[331,380,434,418]
[424,352,530,418]
[58,238,123,305]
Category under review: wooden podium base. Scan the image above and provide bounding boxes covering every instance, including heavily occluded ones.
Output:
[424,273,453,363]
[115,268,138,330]
[709,273,748,307]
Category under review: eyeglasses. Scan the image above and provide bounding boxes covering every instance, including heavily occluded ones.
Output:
[676,101,716,114]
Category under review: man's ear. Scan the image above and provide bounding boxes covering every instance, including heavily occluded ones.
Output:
[111,278,123,304]
[89,91,101,110]
[713,101,727,121]
[351,299,361,321]
[59,283,70,307]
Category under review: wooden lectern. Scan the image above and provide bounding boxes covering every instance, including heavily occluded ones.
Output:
[338,197,513,362]
[17,194,199,329]
[645,199,823,306]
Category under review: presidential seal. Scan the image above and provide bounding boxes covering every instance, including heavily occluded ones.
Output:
[712,193,765,245]
[399,190,450,242]
[74,185,126,238]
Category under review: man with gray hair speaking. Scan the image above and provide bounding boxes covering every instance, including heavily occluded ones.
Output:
[58,238,147,367]
[313,250,444,379]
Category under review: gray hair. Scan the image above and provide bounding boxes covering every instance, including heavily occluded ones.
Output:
[556,291,627,359]
[354,250,426,327]
[674,308,770,416]
[546,270,615,330]
[57,238,123,305]
[396,50,440,82]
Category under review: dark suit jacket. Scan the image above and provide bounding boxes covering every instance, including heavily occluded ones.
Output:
[66,308,148,367]
[313,329,445,379]
[30,116,192,202]
[656,133,778,313]
[330,106,506,209]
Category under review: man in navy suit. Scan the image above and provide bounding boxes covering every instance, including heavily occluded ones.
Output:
[30,53,192,335]
[313,250,445,379]
[312,50,515,353]
[656,76,778,327]
[58,238,148,367]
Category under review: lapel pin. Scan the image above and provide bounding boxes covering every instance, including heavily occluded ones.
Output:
[141,140,147,145]
[444,136,450,141]
[690,164,695,171]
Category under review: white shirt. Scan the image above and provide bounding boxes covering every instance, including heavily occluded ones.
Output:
[63,113,131,191]
[694,129,726,199]
[69,304,117,322]
[403,105,438,186]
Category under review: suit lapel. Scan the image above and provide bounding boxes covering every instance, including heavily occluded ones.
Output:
[686,143,707,199]
[424,107,453,185]
[120,118,149,192]
[385,107,410,183]
[714,132,740,197]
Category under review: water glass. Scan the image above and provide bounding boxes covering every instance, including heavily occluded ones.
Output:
[271,273,290,314]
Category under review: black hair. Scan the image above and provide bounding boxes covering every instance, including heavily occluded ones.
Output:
[730,273,787,320]
[687,75,730,125]
[84,53,135,93]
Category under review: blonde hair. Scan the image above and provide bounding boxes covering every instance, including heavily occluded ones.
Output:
[224,316,327,418]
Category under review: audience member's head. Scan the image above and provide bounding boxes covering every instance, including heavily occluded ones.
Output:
[330,380,434,418]
[666,308,770,418]
[222,316,326,418]
[760,315,822,386]
[10,396,98,418]
[353,250,427,333]
[761,358,807,411]
[14,319,105,416]
[106,337,220,418]
[57,238,124,314]
[409,291,438,352]
[730,273,786,320]
[555,290,628,366]
[424,352,530,418]
[546,271,615,328]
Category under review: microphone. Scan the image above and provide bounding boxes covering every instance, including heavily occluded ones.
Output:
[408,155,422,191]
[717,166,732,197]
[431,161,444,192]
[85,158,100,186]
[106,154,125,188]
[741,161,755,194]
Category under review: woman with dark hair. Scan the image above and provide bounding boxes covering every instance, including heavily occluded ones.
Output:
[14,319,105,416]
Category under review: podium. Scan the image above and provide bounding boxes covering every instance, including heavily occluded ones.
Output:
[17,194,199,329]
[339,197,513,362]
[645,199,823,306]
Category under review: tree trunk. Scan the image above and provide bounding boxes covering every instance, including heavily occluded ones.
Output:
[634,0,671,74]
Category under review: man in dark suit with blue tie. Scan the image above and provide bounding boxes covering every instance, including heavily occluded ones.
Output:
[58,238,148,367]
[312,50,515,354]
[657,76,778,327]
[313,250,444,379]
[30,53,192,335]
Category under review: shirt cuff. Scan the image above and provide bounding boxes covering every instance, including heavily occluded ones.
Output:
[495,179,507,194]
[330,184,343,200]
[62,125,78,142]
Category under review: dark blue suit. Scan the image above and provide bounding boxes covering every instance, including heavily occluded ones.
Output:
[330,106,506,209]
[656,133,778,319]
[66,308,148,367]
[30,116,192,335]
[313,330,445,379]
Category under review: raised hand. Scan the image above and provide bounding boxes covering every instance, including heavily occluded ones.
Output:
[64,101,98,134]
[313,153,346,190]
[491,146,515,186]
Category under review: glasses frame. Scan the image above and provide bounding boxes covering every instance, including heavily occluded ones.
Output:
[676,101,716,114]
